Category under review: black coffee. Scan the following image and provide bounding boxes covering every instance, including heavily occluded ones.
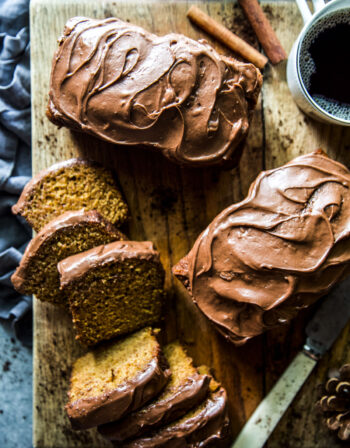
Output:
[299,10,350,121]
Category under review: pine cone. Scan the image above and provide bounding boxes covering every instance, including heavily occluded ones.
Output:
[316,364,350,441]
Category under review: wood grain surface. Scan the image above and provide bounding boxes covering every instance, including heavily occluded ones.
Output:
[30,1,350,447]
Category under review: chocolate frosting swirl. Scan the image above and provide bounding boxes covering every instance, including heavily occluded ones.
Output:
[173,150,350,344]
[47,17,262,166]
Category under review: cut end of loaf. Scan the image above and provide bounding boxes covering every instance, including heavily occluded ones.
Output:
[12,158,128,232]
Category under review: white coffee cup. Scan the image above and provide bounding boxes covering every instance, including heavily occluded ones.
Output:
[287,0,350,126]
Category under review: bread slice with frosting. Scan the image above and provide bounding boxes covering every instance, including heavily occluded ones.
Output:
[58,241,165,345]
[66,327,170,430]
[123,386,231,448]
[11,210,125,307]
[98,341,211,442]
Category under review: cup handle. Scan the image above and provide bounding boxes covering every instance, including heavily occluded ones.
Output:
[296,0,313,23]
[296,0,326,23]
[313,0,326,13]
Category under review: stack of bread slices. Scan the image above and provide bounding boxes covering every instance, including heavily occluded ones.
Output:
[11,158,165,346]
[67,327,230,447]
[11,157,231,446]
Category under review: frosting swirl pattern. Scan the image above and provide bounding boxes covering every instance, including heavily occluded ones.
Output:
[173,151,350,344]
[47,17,262,166]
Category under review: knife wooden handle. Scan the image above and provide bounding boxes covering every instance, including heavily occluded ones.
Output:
[232,352,317,448]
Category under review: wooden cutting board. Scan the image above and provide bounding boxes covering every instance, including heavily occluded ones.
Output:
[31,0,350,447]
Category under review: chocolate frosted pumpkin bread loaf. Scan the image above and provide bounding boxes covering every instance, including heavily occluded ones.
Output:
[123,386,231,448]
[173,150,350,345]
[47,17,262,167]
[58,241,165,345]
[66,328,170,430]
[11,210,125,306]
[12,158,128,232]
[99,341,211,442]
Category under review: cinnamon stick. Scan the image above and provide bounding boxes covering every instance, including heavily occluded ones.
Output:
[238,0,287,65]
[187,5,268,69]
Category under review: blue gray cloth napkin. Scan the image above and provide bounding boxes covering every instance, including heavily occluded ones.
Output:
[0,0,32,345]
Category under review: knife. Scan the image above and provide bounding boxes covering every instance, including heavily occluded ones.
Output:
[232,276,350,448]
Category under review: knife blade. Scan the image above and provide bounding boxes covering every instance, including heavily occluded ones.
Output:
[232,275,350,448]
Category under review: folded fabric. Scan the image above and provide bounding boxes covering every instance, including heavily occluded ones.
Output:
[0,0,32,345]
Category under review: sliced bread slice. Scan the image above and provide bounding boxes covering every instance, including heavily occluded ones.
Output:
[11,210,125,306]
[66,327,170,430]
[98,341,211,441]
[123,386,231,448]
[58,241,165,345]
[12,158,128,232]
